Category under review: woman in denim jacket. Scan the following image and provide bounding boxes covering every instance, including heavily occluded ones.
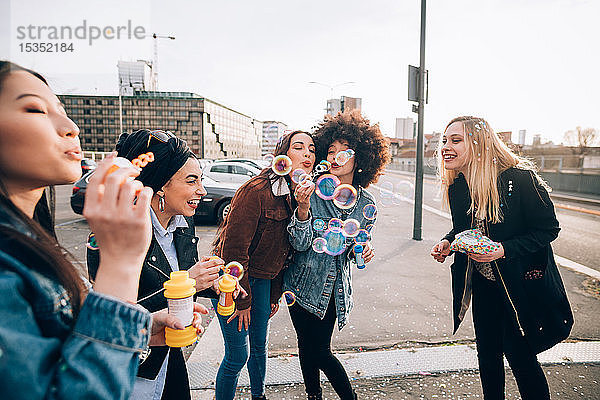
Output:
[0,61,199,399]
[283,111,390,400]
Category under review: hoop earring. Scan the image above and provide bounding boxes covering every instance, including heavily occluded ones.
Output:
[158,195,165,213]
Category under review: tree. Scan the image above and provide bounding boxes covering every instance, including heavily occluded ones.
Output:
[563,126,599,155]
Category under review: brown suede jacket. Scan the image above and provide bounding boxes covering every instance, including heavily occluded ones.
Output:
[216,173,293,309]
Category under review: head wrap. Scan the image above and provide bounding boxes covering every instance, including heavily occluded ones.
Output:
[115,129,195,193]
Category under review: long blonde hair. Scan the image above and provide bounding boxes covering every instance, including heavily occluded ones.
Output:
[437,116,542,224]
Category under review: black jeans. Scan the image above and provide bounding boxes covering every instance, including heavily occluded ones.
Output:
[472,270,550,400]
[289,297,354,399]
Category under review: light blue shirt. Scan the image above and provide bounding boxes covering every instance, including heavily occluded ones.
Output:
[130,209,189,400]
[149,208,189,272]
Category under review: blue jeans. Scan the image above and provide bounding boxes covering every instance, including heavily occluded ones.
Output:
[211,277,272,400]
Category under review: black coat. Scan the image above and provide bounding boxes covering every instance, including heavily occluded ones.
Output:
[444,167,573,354]
[87,216,217,395]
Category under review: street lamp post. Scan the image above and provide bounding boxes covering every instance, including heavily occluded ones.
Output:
[413,0,427,241]
[308,81,355,113]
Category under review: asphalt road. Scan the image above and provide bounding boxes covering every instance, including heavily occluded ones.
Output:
[53,175,600,352]
[53,178,600,399]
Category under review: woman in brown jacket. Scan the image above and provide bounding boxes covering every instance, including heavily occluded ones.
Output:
[211,130,315,400]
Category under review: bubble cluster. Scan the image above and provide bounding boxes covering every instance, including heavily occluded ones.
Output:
[291,169,307,184]
[333,184,358,209]
[315,160,332,174]
[272,155,292,176]
[379,180,414,206]
[315,174,340,200]
[282,290,296,306]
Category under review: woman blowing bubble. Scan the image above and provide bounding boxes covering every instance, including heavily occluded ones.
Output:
[0,61,201,399]
[211,130,315,400]
[283,111,390,400]
[430,116,573,400]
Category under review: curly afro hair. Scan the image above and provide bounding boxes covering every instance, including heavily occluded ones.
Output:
[313,110,390,188]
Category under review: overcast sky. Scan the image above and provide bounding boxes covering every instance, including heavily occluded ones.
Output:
[1,0,598,145]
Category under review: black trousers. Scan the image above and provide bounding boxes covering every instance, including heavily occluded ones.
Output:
[289,297,354,400]
[472,270,550,400]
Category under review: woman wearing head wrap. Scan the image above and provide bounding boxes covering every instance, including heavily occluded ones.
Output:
[87,129,224,400]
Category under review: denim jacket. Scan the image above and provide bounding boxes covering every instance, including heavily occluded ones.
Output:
[0,205,151,400]
[282,187,376,330]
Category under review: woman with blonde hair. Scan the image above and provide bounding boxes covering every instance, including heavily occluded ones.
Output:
[430,116,572,399]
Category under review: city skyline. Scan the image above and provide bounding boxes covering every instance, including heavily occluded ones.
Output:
[1,0,598,145]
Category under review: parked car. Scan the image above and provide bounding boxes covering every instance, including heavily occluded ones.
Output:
[70,172,240,224]
[70,171,93,215]
[80,158,97,175]
[194,176,240,223]
[213,158,267,170]
[204,161,261,184]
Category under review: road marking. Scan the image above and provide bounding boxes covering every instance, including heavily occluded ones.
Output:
[56,218,86,227]
[554,256,600,280]
[372,184,600,280]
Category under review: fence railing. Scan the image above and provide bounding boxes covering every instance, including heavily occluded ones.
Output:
[388,158,600,195]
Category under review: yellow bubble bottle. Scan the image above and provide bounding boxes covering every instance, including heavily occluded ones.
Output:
[217,275,236,316]
[163,271,197,347]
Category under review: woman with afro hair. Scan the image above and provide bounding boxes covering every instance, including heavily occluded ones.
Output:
[282,110,390,399]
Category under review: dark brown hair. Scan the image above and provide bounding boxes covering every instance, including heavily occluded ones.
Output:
[314,110,390,188]
[0,61,85,314]
[211,130,312,253]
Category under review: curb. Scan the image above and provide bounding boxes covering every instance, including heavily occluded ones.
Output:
[188,339,600,390]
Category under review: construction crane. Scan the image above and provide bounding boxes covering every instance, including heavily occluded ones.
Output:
[150,33,175,91]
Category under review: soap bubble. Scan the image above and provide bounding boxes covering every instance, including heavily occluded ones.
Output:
[298,173,312,187]
[272,155,292,176]
[354,229,370,245]
[291,169,306,184]
[334,150,353,166]
[362,204,377,220]
[342,218,361,237]
[86,233,99,250]
[333,184,358,209]
[323,230,346,256]
[320,160,332,170]
[282,291,296,306]
[315,174,340,200]
[262,154,274,167]
[312,237,327,253]
[328,218,343,232]
[224,261,244,280]
[313,218,326,231]
[379,180,414,206]
[392,180,415,205]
